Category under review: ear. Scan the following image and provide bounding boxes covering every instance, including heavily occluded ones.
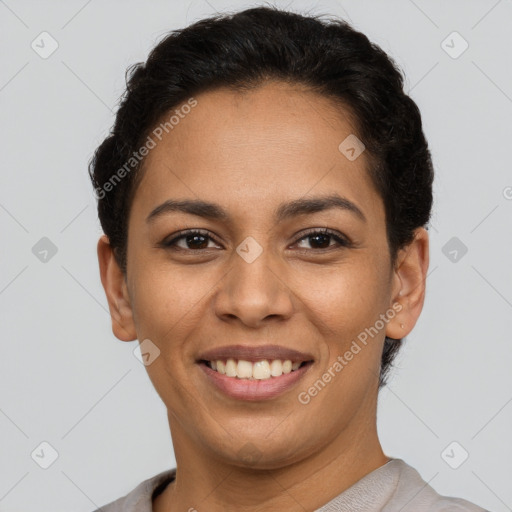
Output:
[385,227,430,339]
[97,234,137,342]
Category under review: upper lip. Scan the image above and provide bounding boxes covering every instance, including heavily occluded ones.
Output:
[197,344,315,363]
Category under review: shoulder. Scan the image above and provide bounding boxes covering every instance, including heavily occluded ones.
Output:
[91,468,176,512]
[386,459,490,512]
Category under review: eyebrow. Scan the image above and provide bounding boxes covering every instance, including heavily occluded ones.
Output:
[146,193,367,224]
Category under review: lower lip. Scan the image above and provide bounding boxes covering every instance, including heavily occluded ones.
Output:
[198,362,313,401]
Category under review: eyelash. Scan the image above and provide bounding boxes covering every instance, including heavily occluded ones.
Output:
[160,228,351,253]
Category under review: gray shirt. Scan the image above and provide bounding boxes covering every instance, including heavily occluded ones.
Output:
[94,458,490,511]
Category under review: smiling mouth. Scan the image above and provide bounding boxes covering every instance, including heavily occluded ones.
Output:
[198,358,313,380]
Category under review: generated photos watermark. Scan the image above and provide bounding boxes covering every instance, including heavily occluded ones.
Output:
[298,301,403,405]
[94,97,198,200]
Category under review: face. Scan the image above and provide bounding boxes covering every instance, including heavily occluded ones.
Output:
[99,80,428,471]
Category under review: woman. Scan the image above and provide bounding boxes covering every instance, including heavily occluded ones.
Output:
[89,6,489,511]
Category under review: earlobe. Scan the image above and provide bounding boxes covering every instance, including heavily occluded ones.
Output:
[97,234,137,342]
[385,227,430,339]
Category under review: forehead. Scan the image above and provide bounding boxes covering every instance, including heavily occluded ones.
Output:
[130,81,384,228]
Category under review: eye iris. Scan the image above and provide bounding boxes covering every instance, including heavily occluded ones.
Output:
[186,234,208,249]
[309,233,331,249]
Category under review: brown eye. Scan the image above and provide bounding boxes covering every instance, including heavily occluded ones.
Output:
[162,230,221,251]
[294,228,350,251]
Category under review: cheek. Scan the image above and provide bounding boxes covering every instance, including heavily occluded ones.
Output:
[129,265,205,403]
[131,263,205,333]
[295,259,388,336]
[295,260,390,391]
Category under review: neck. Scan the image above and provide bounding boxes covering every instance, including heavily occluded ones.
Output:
[153,411,388,512]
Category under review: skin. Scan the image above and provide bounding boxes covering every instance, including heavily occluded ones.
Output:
[97,81,429,512]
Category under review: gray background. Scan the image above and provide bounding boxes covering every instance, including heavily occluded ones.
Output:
[1,0,511,510]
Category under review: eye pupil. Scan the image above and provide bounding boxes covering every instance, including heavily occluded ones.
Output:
[309,234,331,249]
[187,234,208,249]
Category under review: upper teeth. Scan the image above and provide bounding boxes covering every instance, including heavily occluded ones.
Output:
[209,359,302,380]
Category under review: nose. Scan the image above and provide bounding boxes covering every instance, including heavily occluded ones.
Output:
[213,242,295,328]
